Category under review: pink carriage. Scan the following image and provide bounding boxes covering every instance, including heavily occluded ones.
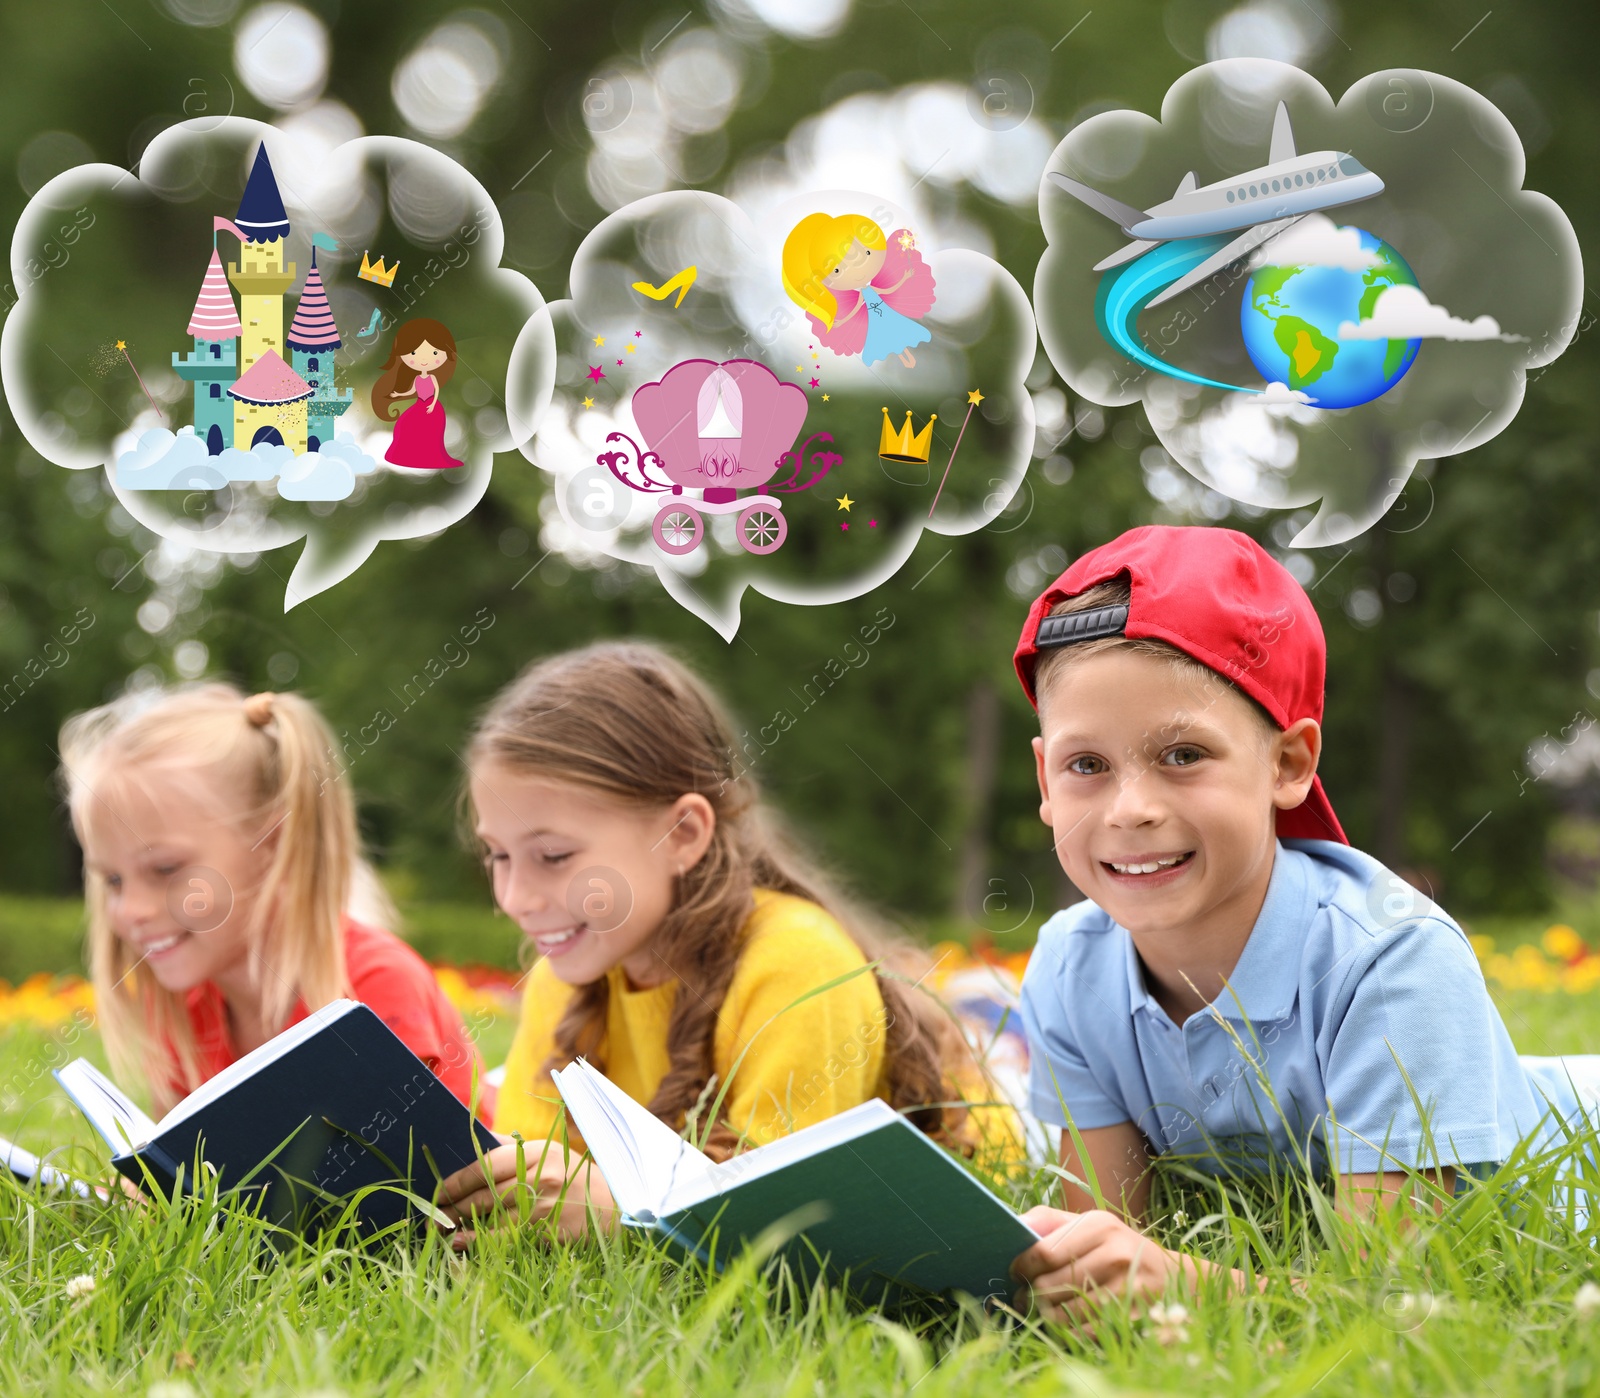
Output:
[597,358,838,556]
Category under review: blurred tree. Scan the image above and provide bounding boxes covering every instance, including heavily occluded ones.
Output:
[0,0,1591,927]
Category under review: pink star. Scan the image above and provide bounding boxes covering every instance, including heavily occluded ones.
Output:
[633,330,642,337]
[616,358,623,365]
[868,518,877,528]
[587,365,605,382]
[809,378,820,388]
[840,521,849,531]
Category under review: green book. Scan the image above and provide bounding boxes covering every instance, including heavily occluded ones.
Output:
[551,1059,1039,1310]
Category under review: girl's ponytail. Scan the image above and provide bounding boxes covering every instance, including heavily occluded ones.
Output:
[240,690,354,1032]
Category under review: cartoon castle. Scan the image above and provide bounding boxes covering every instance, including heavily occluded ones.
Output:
[171,144,352,456]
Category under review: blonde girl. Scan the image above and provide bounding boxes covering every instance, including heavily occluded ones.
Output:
[435,642,1010,1239]
[779,212,935,368]
[61,683,484,1116]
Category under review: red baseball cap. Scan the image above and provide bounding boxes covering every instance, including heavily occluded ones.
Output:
[1014,525,1346,844]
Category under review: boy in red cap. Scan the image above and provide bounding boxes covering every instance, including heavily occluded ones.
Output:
[1007,525,1593,1320]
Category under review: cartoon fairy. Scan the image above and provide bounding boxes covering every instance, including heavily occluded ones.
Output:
[780,214,936,368]
[371,317,464,470]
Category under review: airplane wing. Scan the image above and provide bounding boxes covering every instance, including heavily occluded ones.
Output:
[1093,239,1163,271]
[1145,216,1304,308]
[1046,172,1148,234]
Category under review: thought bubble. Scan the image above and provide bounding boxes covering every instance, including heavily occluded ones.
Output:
[1035,60,1580,546]
[0,116,555,607]
[523,188,1036,638]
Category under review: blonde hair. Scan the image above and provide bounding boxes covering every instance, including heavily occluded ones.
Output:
[780,213,887,330]
[59,683,395,1112]
[467,641,972,1158]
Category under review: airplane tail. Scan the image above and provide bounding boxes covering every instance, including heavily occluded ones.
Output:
[1046,172,1147,233]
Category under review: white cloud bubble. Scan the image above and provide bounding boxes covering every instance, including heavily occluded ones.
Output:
[1,116,555,609]
[1034,60,1578,547]
[1250,213,1381,272]
[276,452,353,501]
[113,429,380,499]
[1338,283,1525,342]
[115,428,280,488]
[1259,381,1318,404]
[526,188,1037,639]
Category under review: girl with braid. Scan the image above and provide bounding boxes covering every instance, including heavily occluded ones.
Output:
[436,642,1008,1242]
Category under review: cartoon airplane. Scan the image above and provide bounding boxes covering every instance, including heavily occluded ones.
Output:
[1048,102,1384,307]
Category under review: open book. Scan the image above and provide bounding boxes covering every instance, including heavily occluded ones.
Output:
[55,1000,497,1236]
[552,1059,1039,1308]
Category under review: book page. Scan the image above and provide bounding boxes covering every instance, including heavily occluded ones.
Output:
[155,998,360,1133]
[54,1059,158,1153]
[0,1133,95,1199]
[0,1133,40,1179]
[551,1059,712,1218]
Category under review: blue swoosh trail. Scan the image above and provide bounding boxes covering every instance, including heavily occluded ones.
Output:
[1094,236,1260,395]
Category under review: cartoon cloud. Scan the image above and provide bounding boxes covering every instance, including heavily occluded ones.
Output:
[1034,60,1581,546]
[1,116,555,607]
[524,188,1036,639]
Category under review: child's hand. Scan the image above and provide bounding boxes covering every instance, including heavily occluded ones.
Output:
[1011,1205,1186,1322]
[434,1140,617,1245]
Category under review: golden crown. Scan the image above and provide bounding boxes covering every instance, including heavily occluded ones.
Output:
[878,407,936,464]
[358,251,398,288]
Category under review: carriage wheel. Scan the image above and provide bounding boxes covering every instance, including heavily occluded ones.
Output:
[736,504,787,555]
[652,504,704,555]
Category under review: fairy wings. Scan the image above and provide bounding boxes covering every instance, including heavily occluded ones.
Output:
[808,231,936,356]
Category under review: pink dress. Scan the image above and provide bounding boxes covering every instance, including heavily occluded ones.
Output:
[385,376,464,470]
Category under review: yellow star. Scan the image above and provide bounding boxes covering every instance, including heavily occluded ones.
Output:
[796,365,804,372]
[582,396,595,409]
[625,343,636,353]
[593,335,606,347]
[115,340,126,351]
[836,494,853,511]
[967,388,985,404]
[822,393,830,401]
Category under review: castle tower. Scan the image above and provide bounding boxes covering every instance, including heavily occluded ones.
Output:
[286,249,352,453]
[227,144,299,448]
[228,350,313,455]
[172,249,241,456]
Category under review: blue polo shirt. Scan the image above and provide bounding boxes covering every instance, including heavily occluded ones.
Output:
[1021,839,1587,1179]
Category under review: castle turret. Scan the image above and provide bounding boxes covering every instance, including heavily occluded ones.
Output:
[172,249,241,456]
[227,146,298,449]
[286,249,352,453]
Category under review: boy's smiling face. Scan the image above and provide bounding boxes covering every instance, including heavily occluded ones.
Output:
[1033,647,1321,944]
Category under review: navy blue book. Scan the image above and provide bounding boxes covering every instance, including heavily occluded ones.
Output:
[54,999,497,1237]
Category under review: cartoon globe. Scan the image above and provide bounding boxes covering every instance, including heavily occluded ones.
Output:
[1241,228,1422,409]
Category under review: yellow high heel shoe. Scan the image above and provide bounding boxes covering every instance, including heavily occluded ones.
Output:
[631,265,697,309]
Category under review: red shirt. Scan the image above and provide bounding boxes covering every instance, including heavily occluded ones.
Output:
[177,917,492,1120]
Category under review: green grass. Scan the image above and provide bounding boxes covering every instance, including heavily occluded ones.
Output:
[6,982,1600,1395]
[8,901,1600,1392]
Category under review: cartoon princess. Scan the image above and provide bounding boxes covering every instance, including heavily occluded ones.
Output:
[781,214,936,368]
[371,317,464,470]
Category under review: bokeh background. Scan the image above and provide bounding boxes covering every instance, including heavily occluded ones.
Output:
[0,0,1597,979]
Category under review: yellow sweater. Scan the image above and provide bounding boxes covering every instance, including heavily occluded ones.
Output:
[495,889,892,1148]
